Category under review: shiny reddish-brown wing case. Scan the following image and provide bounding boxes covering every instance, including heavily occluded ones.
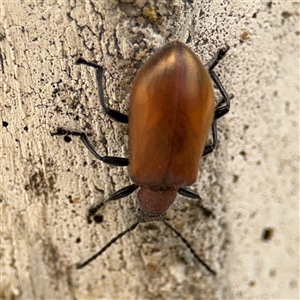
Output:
[129,42,214,188]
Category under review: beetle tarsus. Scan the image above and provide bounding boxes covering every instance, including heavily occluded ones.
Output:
[216,44,230,61]
[87,201,105,223]
[50,127,81,136]
[76,57,101,69]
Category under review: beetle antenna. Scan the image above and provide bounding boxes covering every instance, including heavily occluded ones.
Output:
[76,221,139,269]
[162,219,216,276]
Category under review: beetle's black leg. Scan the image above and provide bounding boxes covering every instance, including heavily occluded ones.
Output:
[208,45,230,71]
[210,71,231,120]
[202,120,217,157]
[203,46,231,156]
[87,184,139,223]
[51,128,129,166]
[208,45,231,120]
[178,187,201,199]
[76,58,128,124]
[178,187,213,217]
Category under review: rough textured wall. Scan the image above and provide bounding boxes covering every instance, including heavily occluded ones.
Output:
[1,1,299,299]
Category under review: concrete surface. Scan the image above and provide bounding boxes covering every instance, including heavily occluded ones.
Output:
[1,1,299,299]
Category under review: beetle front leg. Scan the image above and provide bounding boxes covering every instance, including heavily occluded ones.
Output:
[178,187,213,218]
[87,184,139,223]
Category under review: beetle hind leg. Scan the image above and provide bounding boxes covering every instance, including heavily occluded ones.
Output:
[76,58,128,124]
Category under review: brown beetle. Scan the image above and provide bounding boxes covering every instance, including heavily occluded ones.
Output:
[52,41,230,275]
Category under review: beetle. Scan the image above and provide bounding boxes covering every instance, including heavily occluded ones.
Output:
[52,41,230,275]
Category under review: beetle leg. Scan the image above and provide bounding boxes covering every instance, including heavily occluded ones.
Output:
[202,120,217,157]
[208,45,231,120]
[178,187,201,199]
[76,58,128,124]
[210,71,231,120]
[202,46,231,157]
[87,184,139,223]
[178,187,213,218]
[106,184,139,201]
[208,45,230,70]
[51,128,129,166]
